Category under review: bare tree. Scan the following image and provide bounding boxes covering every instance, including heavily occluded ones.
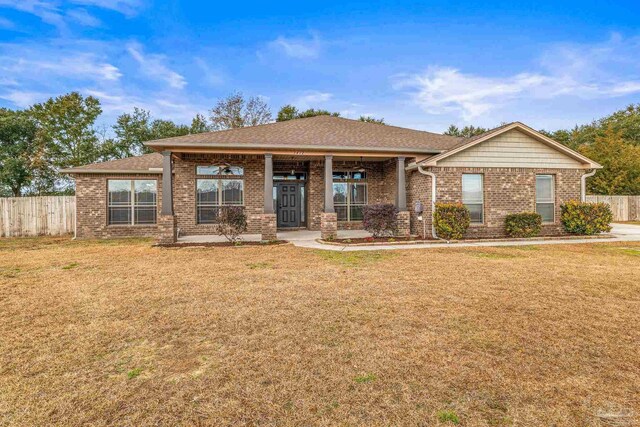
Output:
[209,92,272,130]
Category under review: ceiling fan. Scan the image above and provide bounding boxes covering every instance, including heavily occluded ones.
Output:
[348,156,373,173]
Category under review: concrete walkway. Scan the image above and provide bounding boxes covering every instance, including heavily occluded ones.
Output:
[177,223,640,251]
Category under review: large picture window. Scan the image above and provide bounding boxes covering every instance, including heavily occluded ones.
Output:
[333,171,368,221]
[536,175,555,223]
[196,165,244,224]
[462,174,484,223]
[108,179,157,225]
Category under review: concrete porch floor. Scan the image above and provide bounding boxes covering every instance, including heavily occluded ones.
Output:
[176,229,371,243]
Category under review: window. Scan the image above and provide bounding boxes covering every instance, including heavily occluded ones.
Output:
[536,175,555,223]
[462,174,483,223]
[108,180,157,225]
[196,165,244,224]
[333,171,368,221]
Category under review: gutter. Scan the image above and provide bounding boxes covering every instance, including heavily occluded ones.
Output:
[581,169,597,202]
[417,165,445,241]
[61,168,164,175]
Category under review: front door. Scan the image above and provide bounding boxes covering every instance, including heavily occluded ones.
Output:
[276,182,300,228]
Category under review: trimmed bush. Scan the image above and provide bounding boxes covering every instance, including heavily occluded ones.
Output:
[216,206,248,242]
[505,212,542,238]
[362,204,398,237]
[434,202,470,240]
[560,201,613,235]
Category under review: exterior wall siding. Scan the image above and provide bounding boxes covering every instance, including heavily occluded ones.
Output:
[438,129,584,169]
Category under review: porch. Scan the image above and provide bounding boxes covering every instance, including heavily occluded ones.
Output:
[176,229,372,244]
[158,151,413,244]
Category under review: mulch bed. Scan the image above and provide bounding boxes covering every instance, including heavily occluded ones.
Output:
[156,240,289,248]
[322,233,613,246]
[331,236,435,244]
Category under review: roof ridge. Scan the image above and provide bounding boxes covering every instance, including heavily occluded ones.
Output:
[144,115,463,145]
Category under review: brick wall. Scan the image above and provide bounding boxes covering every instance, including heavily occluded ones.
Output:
[75,173,162,239]
[407,167,584,238]
[75,158,584,241]
[174,154,264,235]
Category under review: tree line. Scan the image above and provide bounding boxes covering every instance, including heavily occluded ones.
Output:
[1,90,638,196]
[0,91,384,196]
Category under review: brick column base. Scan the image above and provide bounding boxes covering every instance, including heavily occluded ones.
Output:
[157,214,177,244]
[321,212,338,240]
[396,210,410,238]
[261,213,277,241]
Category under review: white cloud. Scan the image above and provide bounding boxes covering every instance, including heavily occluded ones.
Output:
[0,89,50,107]
[0,0,141,30]
[1,51,122,82]
[394,35,640,121]
[69,0,143,17]
[267,33,322,59]
[127,41,187,89]
[292,90,333,109]
[84,89,204,124]
[66,8,101,27]
[0,0,66,29]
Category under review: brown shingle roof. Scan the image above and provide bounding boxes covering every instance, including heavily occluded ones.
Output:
[62,153,163,174]
[144,115,462,153]
[63,116,467,174]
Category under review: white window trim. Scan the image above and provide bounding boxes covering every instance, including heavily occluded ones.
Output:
[462,173,484,224]
[333,171,368,222]
[107,179,157,226]
[536,175,555,224]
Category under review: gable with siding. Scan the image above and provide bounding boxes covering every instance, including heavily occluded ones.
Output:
[438,129,584,168]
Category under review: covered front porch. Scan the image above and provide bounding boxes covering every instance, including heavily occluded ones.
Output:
[157,150,412,244]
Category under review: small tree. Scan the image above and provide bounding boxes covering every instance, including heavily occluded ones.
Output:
[434,203,470,240]
[215,206,247,243]
[362,204,398,237]
[210,93,272,130]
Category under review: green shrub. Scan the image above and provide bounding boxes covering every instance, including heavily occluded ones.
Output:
[560,201,613,235]
[434,202,470,240]
[505,212,542,238]
[362,203,398,237]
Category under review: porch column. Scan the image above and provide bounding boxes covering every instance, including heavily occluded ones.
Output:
[324,154,334,213]
[161,150,173,215]
[321,154,337,240]
[158,150,176,244]
[396,156,407,211]
[264,153,274,213]
[261,153,277,241]
[395,156,410,237]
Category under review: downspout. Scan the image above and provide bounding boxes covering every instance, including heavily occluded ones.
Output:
[581,169,596,202]
[417,165,445,241]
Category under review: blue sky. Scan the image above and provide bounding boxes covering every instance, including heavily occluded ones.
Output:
[1,1,639,132]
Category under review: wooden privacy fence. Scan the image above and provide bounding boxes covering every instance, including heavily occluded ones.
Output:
[586,195,640,222]
[0,196,75,237]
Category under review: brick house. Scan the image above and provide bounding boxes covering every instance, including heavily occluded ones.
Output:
[63,116,601,243]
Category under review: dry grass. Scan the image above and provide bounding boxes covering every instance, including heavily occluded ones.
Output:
[0,237,639,426]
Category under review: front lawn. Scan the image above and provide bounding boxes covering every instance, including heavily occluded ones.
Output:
[1,238,638,426]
